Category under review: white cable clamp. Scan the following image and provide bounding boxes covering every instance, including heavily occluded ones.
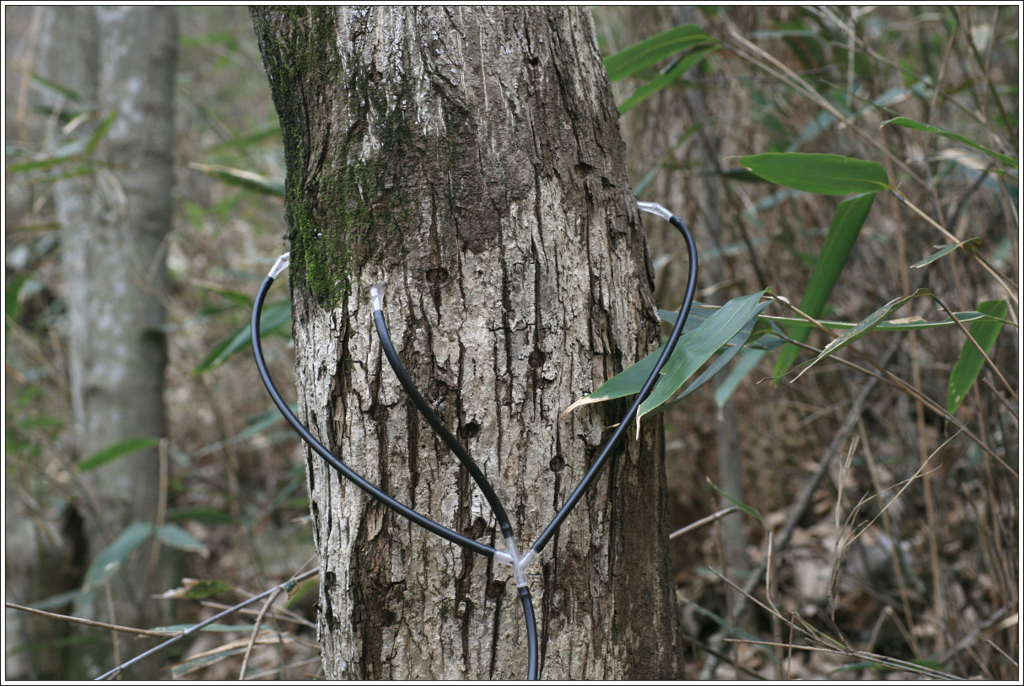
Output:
[637,201,674,222]
[369,281,387,312]
[492,537,539,588]
[269,252,291,279]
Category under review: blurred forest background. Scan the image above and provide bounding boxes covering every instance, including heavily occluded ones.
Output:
[4,5,1017,680]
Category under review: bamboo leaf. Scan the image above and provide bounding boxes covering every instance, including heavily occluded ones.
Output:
[563,292,767,419]
[882,116,1018,170]
[911,238,982,268]
[77,436,161,472]
[657,312,764,410]
[85,109,117,155]
[189,162,285,197]
[6,274,32,321]
[6,154,78,174]
[947,299,1008,415]
[715,348,767,408]
[193,298,291,374]
[603,24,714,82]
[758,309,1013,333]
[618,45,718,114]
[638,292,770,421]
[82,522,155,588]
[204,124,282,153]
[706,477,763,522]
[738,152,890,195]
[774,193,875,379]
[155,524,209,556]
[790,289,932,381]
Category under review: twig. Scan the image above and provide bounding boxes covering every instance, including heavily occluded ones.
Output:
[103,576,122,677]
[769,297,1015,477]
[5,602,174,638]
[676,629,768,680]
[701,339,898,676]
[669,507,739,540]
[984,638,1017,668]
[244,655,323,681]
[94,568,319,681]
[723,639,966,680]
[893,191,1019,306]
[238,586,284,680]
[199,600,316,630]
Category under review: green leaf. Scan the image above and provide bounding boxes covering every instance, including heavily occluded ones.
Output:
[639,292,770,422]
[563,294,766,418]
[6,154,78,174]
[183,579,234,600]
[706,477,763,522]
[789,289,933,381]
[882,116,1018,170]
[947,300,1008,415]
[193,298,291,374]
[203,124,281,153]
[739,152,890,195]
[189,162,285,197]
[774,193,875,379]
[156,524,209,556]
[912,237,982,268]
[603,24,714,82]
[31,74,87,102]
[77,436,160,472]
[6,273,32,320]
[199,284,254,307]
[82,522,155,588]
[85,109,117,155]
[658,309,768,410]
[715,348,767,408]
[618,45,718,114]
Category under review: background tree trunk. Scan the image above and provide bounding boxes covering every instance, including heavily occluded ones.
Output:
[35,7,177,678]
[252,6,681,679]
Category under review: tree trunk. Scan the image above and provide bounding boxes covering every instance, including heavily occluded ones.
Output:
[252,6,681,679]
[37,7,176,678]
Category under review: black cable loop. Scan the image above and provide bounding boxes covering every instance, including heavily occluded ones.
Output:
[251,275,497,558]
[529,211,698,554]
[371,307,515,539]
[252,202,697,681]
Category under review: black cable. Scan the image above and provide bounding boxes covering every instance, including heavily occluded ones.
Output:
[530,213,698,554]
[372,308,515,540]
[252,275,497,558]
[253,203,696,682]
[520,587,539,679]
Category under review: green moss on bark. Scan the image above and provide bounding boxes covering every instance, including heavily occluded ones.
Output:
[254,6,423,306]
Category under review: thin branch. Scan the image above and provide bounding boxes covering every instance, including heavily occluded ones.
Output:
[94,568,320,681]
[669,507,739,540]
[238,586,285,680]
[5,602,173,638]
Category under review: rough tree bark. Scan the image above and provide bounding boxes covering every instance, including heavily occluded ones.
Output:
[35,7,176,678]
[252,6,681,679]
